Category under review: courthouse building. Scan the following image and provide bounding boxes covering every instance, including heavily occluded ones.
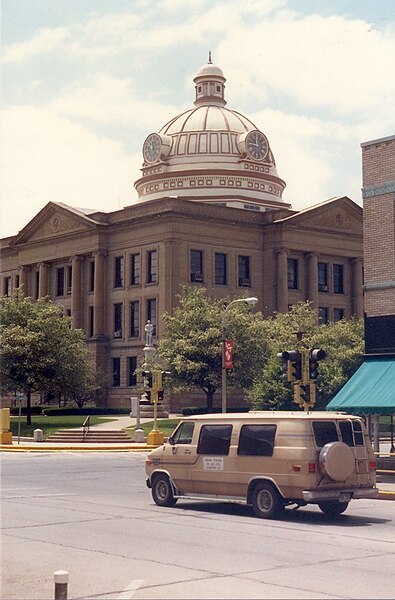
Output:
[0,59,364,410]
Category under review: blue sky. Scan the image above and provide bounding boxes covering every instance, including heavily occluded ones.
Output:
[1,0,394,238]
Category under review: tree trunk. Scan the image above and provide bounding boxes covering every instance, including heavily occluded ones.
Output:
[26,390,32,426]
[205,389,214,412]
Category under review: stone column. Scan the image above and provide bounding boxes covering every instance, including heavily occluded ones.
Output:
[351,258,364,318]
[306,253,319,308]
[276,249,289,313]
[93,251,106,337]
[71,256,84,329]
[18,265,30,296]
[38,262,50,298]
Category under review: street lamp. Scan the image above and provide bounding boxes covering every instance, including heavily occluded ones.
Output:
[221,297,258,414]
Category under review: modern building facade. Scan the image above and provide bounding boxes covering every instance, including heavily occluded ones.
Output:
[0,60,364,410]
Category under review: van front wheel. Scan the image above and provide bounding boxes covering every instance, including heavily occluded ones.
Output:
[252,482,283,519]
[151,474,178,507]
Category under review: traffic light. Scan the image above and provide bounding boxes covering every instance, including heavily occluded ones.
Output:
[299,384,310,404]
[298,383,316,408]
[287,350,302,382]
[309,349,326,380]
[142,370,152,389]
[278,351,302,382]
[157,389,164,402]
[146,389,152,403]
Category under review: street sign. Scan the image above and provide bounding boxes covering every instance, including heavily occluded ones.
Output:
[16,393,27,403]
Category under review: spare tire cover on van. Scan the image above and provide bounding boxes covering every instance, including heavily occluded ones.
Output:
[319,441,355,482]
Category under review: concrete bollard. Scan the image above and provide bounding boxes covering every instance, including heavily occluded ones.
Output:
[54,570,69,600]
[33,429,44,442]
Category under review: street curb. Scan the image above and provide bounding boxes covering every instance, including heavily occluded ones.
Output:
[377,490,395,500]
[0,444,159,452]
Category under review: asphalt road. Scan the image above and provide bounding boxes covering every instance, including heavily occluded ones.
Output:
[1,452,394,600]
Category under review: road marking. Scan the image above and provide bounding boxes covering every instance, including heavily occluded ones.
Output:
[3,493,79,499]
[116,579,145,599]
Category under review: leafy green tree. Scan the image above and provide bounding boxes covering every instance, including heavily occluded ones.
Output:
[0,292,98,423]
[158,286,267,410]
[248,302,364,410]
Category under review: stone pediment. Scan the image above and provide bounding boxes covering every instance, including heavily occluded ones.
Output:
[276,197,362,234]
[11,202,101,246]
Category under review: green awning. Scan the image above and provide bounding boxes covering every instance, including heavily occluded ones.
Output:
[326,356,395,415]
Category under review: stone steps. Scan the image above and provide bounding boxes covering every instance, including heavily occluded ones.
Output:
[45,429,132,444]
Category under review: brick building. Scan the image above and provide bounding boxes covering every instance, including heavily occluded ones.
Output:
[0,59,365,411]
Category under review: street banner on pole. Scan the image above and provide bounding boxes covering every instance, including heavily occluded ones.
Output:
[223,339,235,369]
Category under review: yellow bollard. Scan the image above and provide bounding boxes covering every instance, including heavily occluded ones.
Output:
[0,408,13,445]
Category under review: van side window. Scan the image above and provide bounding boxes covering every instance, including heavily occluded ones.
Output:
[339,420,364,446]
[172,422,194,445]
[238,425,276,456]
[313,421,338,448]
[197,425,232,455]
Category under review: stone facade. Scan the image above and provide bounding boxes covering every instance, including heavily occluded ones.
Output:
[0,195,363,410]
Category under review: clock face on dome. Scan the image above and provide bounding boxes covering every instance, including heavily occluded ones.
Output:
[143,133,161,163]
[246,131,269,161]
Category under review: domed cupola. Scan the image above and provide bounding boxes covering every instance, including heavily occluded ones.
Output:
[134,57,288,212]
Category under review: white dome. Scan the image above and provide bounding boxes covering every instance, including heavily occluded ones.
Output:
[134,60,287,211]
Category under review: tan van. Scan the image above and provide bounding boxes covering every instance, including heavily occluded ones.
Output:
[145,411,378,518]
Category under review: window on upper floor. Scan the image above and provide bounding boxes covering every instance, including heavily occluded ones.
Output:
[287,258,298,290]
[147,250,157,284]
[88,261,95,292]
[88,306,94,338]
[147,298,157,336]
[113,303,123,338]
[318,262,328,292]
[190,250,203,283]
[114,256,124,288]
[56,267,65,297]
[333,264,344,294]
[130,253,141,285]
[214,252,227,285]
[238,255,250,287]
[130,301,140,337]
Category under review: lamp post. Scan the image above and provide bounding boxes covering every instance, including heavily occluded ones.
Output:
[221,297,258,414]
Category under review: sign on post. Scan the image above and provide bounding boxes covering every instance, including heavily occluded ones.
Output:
[223,339,234,369]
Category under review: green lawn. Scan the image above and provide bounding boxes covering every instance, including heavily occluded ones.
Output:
[9,415,116,438]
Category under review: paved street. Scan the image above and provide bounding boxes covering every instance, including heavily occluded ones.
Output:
[1,452,394,600]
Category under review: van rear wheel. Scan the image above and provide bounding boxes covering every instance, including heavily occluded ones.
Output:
[152,474,178,507]
[252,482,284,519]
[318,500,349,517]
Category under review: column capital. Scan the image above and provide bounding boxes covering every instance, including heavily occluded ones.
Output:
[92,250,107,258]
[276,248,289,256]
[37,261,50,268]
[351,257,363,265]
[70,255,85,263]
[305,252,317,260]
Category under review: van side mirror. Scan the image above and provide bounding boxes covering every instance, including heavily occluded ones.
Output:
[168,436,175,445]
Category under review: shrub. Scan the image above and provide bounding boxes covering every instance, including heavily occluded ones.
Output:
[10,406,43,416]
[42,407,130,416]
[181,406,249,416]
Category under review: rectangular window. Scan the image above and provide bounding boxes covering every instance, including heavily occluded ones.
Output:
[333,264,344,294]
[238,255,250,287]
[56,267,64,296]
[287,258,298,290]
[130,301,140,337]
[339,420,364,447]
[312,421,338,448]
[15,275,20,289]
[238,425,277,456]
[66,265,72,295]
[112,357,121,387]
[318,262,328,292]
[171,422,195,445]
[214,252,227,285]
[130,253,141,285]
[88,306,94,338]
[113,303,123,338]
[318,307,328,324]
[147,299,157,335]
[147,250,157,284]
[190,250,203,283]
[333,308,344,322]
[34,271,39,299]
[3,276,11,296]
[114,256,124,288]
[197,425,232,455]
[127,356,137,387]
[88,261,95,292]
